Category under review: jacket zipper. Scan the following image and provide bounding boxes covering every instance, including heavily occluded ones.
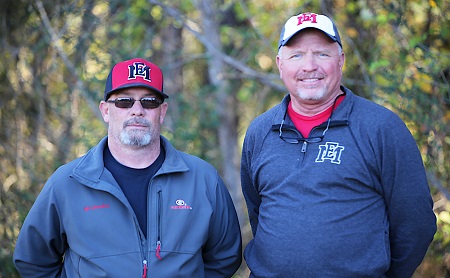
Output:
[142,260,148,278]
[138,219,147,278]
[301,141,308,152]
[156,189,163,260]
[142,189,163,277]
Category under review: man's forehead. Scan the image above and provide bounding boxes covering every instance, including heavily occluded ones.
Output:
[112,87,160,96]
[287,28,338,45]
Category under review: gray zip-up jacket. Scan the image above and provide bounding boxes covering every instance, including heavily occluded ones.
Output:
[14,136,242,277]
[241,87,436,277]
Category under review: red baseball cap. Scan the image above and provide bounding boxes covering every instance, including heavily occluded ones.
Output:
[104,58,168,100]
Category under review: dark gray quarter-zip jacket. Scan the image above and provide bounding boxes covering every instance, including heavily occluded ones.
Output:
[14,136,242,277]
[241,87,436,278]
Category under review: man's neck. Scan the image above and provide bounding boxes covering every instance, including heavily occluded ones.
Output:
[107,138,161,169]
[290,91,342,116]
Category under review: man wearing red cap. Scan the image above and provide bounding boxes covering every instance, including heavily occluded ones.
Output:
[13,58,242,277]
[241,12,436,277]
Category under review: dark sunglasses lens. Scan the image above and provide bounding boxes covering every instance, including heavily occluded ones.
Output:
[115,98,134,108]
[141,98,161,109]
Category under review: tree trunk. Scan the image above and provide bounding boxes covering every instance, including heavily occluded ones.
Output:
[196,0,246,229]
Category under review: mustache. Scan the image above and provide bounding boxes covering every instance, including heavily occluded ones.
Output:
[123,118,151,128]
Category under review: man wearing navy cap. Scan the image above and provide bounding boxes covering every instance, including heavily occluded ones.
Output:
[14,58,242,277]
[241,12,436,277]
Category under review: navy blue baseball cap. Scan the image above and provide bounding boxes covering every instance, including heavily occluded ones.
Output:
[278,12,342,50]
[104,58,169,100]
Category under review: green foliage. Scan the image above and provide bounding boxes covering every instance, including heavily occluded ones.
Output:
[0,0,449,276]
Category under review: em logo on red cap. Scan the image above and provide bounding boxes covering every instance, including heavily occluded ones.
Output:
[104,58,168,100]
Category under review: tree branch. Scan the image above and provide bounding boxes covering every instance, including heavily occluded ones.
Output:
[35,0,103,121]
[147,0,285,92]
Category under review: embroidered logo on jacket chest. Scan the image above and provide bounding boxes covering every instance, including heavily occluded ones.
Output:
[315,142,345,164]
[170,199,192,210]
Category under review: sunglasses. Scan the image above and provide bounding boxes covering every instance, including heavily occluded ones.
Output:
[278,118,330,144]
[277,92,346,146]
[106,97,163,109]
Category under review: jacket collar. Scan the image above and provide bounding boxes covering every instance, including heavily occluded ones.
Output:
[72,135,189,184]
[271,85,354,127]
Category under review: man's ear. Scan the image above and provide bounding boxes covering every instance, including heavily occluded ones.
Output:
[99,101,110,123]
[339,51,345,69]
[159,102,168,124]
[276,54,283,79]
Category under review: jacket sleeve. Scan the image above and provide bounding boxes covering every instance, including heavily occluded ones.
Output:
[13,178,66,277]
[202,175,242,278]
[240,131,262,237]
[380,115,436,277]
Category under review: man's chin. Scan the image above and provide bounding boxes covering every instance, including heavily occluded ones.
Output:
[120,134,152,147]
[296,88,326,101]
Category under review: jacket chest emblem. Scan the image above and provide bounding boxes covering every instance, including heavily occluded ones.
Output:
[170,199,192,210]
[315,142,345,164]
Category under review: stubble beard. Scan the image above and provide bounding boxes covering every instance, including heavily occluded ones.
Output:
[295,85,327,101]
[119,118,156,147]
[120,130,152,147]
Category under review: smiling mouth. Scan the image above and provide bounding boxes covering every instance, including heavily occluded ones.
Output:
[302,78,320,82]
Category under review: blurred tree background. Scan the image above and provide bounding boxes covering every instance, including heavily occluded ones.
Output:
[0,0,449,277]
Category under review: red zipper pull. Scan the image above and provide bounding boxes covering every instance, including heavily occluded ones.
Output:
[156,241,162,260]
[142,260,148,278]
